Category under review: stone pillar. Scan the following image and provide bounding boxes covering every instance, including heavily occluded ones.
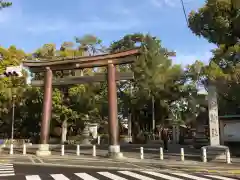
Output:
[172,125,177,144]
[107,63,122,158]
[172,125,180,144]
[202,85,229,160]
[89,123,98,139]
[36,67,52,156]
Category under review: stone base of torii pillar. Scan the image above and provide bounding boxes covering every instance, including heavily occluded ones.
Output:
[106,145,124,159]
[36,144,51,156]
[201,145,230,161]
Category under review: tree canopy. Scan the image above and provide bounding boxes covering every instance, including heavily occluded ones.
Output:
[0,33,209,140]
[188,0,240,115]
[1,0,238,141]
[0,1,12,10]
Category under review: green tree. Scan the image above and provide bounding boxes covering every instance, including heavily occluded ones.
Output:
[188,0,240,115]
[75,35,106,56]
[0,1,12,10]
[110,33,191,141]
[188,0,239,46]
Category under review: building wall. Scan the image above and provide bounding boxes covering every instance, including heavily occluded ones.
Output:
[220,119,240,144]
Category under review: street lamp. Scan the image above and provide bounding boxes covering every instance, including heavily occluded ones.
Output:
[11,94,16,144]
[3,65,23,154]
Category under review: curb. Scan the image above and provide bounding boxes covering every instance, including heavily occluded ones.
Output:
[11,162,240,175]
[12,162,152,171]
[182,168,240,174]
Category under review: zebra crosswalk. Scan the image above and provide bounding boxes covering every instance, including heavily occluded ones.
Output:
[23,170,239,180]
[0,163,15,176]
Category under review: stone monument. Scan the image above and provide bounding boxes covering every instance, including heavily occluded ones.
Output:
[202,85,229,160]
[81,125,91,145]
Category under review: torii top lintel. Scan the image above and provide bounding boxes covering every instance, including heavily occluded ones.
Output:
[23,49,140,72]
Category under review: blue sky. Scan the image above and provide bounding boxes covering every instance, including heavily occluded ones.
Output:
[0,0,216,66]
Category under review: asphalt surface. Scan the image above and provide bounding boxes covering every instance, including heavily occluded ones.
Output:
[1,164,239,180]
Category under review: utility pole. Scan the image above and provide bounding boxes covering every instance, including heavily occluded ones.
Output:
[3,65,23,145]
[152,95,155,131]
[11,93,16,144]
[128,83,133,142]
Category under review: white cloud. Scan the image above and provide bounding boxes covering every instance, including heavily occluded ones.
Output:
[26,21,68,34]
[0,1,140,35]
[0,11,11,23]
[23,17,140,35]
[0,1,23,24]
[172,51,213,66]
[150,0,163,7]
[77,19,140,31]
[150,0,193,8]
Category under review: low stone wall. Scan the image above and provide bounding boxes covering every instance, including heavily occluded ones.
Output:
[0,139,30,145]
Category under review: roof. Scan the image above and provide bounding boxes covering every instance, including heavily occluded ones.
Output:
[219,115,240,120]
[23,49,140,72]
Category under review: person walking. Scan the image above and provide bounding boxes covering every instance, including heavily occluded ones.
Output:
[161,127,169,152]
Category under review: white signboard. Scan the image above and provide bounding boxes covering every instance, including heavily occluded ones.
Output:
[208,85,220,146]
[6,65,23,77]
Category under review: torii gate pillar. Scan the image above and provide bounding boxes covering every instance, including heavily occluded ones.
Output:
[36,67,52,156]
[107,63,123,158]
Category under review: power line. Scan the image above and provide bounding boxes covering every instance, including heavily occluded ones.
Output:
[180,0,189,26]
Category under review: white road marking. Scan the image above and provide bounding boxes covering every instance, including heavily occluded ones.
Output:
[118,171,157,180]
[25,175,42,180]
[142,171,184,180]
[0,163,15,176]
[34,156,44,163]
[0,167,14,170]
[98,171,128,180]
[0,164,13,166]
[75,172,99,180]
[204,174,238,180]
[28,156,36,164]
[50,174,70,180]
[172,173,211,180]
[0,173,14,176]
[0,170,14,173]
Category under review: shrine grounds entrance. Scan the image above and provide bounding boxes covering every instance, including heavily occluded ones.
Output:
[23,49,139,158]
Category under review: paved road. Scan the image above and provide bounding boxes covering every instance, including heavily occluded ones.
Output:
[2,164,239,180]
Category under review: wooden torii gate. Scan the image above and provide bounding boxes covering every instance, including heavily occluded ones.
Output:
[23,49,139,158]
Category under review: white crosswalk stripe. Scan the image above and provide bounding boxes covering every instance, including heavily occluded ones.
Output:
[0,163,15,176]
[50,174,70,180]
[75,173,99,180]
[24,170,239,180]
[142,171,184,180]
[172,172,211,180]
[98,171,128,180]
[26,175,41,180]
[118,170,156,180]
[204,174,238,180]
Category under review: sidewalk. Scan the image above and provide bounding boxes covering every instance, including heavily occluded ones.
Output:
[2,143,240,174]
